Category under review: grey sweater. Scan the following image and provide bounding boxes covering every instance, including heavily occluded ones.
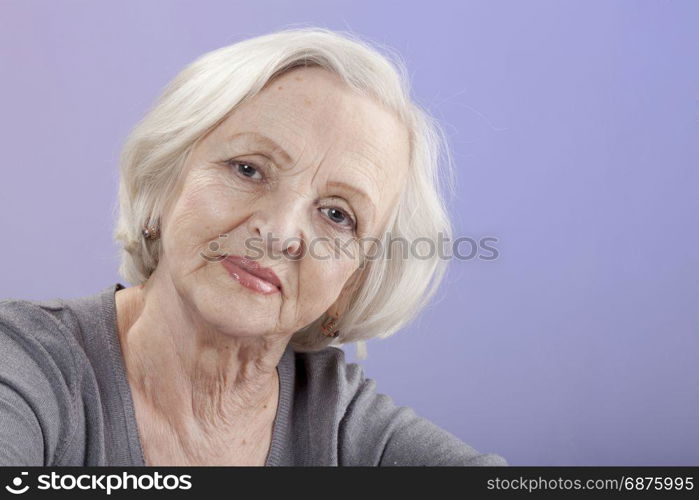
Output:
[0,283,507,466]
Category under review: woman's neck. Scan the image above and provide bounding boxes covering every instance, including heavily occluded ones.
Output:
[114,277,286,463]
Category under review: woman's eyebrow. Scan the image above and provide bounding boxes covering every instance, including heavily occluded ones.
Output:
[326,180,376,223]
[227,131,294,167]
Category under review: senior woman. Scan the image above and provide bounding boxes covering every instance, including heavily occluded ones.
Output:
[0,28,506,466]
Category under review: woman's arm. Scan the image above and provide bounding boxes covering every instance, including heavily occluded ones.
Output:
[0,384,46,465]
[0,300,76,466]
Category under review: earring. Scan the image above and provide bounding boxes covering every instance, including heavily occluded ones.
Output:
[321,315,340,338]
[142,222,160,241]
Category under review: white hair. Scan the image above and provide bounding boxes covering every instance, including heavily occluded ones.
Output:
[113,27,455,357]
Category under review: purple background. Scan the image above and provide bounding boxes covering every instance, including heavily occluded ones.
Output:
[1,0,697,465]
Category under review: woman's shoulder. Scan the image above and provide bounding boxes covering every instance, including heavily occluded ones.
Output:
[0,293,91,374]
[290,345,508,466]
[0,284,117,363]
[0,295,82,367]
[291,345,366,406]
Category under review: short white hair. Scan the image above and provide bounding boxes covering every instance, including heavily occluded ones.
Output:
[113,27,455,355]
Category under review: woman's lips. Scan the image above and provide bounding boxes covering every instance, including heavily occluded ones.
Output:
[221,255,282,295]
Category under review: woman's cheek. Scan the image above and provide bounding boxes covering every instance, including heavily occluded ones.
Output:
[320,254,359,298]
[169,176,251,258]
[306,231,361,263]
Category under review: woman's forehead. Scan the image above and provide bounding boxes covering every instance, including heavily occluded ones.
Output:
[207,74,408,184]
[219,69,407,163]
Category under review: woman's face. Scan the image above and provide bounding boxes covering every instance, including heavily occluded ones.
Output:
[158,66,410,339]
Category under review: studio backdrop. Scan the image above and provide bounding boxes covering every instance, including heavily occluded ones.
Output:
[0,0,697,466]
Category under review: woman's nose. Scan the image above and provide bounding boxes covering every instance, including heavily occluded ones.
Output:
[246,201,304,259]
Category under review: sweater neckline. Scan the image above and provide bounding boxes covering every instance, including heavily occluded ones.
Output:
[101,282,294,466]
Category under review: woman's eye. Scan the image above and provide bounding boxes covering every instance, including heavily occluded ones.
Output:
[228,160,355,230]
[320,207,356,230]
[231,161,263,180]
